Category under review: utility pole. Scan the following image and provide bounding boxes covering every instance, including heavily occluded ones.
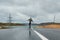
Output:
[53,15,55,23]
[8,13,12,26]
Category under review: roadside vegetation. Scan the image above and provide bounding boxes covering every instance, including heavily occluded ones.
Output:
[0,23,26,29]
[37,22,60,29]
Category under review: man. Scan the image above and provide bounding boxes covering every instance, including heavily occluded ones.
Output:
[28,17,33,29]
[28,17,33,36]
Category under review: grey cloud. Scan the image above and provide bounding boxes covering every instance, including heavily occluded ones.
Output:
[42,0,60,13]
[0,0,60,23]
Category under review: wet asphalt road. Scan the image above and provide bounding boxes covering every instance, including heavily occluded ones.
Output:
[0,26,41,40]
[0,26,60,40]
[36,28,60,40]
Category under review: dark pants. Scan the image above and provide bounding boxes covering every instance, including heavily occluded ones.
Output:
[29,23,31,29]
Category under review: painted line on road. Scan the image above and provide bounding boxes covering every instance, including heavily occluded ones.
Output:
[32,28,49,40]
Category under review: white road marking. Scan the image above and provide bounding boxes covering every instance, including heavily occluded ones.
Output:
[31,28,48,40]
[34,30,48,40]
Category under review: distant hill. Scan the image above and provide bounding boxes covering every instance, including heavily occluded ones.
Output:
[0,23,26,26]
[39,22,60,25]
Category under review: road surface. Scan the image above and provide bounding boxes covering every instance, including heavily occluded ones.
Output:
[0,26,42,40]
[0,26,60,40]
[35,28,60,40]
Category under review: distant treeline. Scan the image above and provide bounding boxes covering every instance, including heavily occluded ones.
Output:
[1,22,59,26]
[0,23,26,26]
[40,22,60,26]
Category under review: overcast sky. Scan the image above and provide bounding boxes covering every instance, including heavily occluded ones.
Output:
[0,0,60,23]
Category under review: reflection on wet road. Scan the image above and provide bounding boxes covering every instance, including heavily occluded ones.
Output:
[0,26,41,40]
[0,26,60,40]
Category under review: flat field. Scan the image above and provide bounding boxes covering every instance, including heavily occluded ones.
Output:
[37,24,60,29]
